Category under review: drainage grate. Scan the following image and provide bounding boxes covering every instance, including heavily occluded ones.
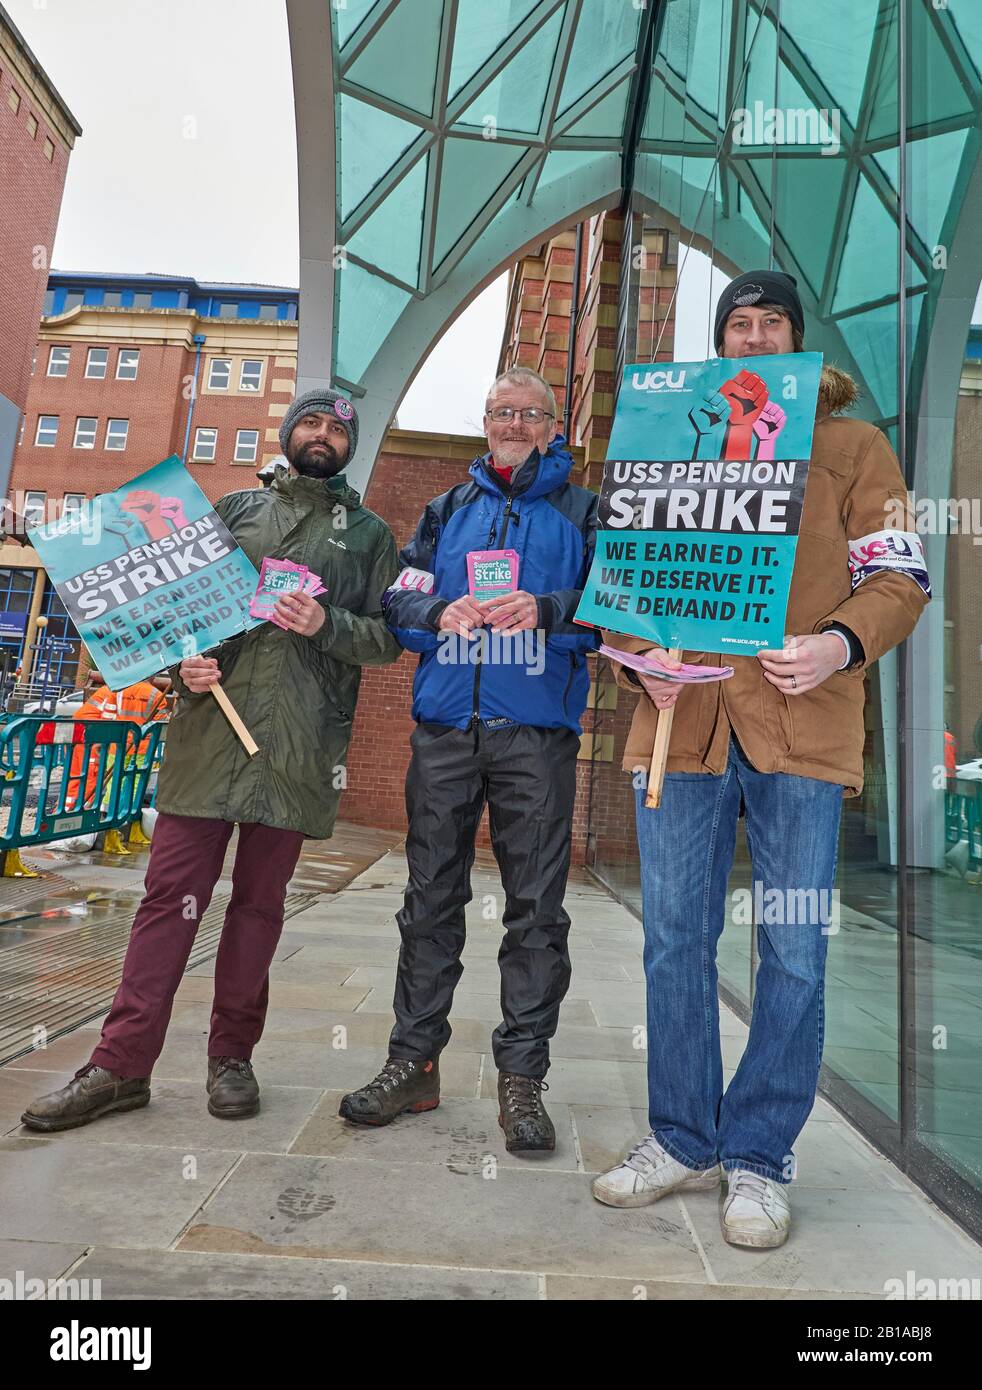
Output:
[0,890,320,1066]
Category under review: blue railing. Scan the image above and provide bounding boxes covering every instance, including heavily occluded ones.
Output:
[0,716,164,862]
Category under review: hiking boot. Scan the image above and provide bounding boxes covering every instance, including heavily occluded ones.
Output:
[592,1130,722,1207]
[338,1056,439,1126]
[497,1071,555,1154]
[20,1063,150,1133]
[207,1056,260,1119]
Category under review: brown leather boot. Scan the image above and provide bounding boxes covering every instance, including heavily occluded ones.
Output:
[338,1056,440,1126]
[498,1071,555,1153]
[207,1056,260,1118]
[20,1063,150,1132]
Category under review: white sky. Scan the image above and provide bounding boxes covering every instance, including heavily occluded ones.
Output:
[13,1,966,436]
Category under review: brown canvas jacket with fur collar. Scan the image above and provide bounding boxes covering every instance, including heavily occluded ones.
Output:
[603,366,929,796]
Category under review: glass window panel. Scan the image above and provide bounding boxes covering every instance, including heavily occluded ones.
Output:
[771,154,848,300]
[347,155,428,286]
[868,1,974,142]
[556,0,640,117]
[84,348,108,379]
[35,416,58,446]
[455,4,564,134]
[234,429,259,462]
[335,260,411,384]
[47,346,70,377]
[239,359,263,391]
[333,0,379,49]
[779,0,878,127]
[875,129,970,253]
[432,136,525,266]
[339,94,423,220]
[832,173,900,314]
[447,0,541,101]
[192,428,217,461]
[73,417,97,449]
[346,0,444,118]
[116,349,140,380]
[836,304,899,420]
[948,0,982,77]
[558,78,629,139]
[208,358,231,390]
[105,419,128,451]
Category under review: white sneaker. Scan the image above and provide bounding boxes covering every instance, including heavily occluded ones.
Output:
[720,1167,792,1248]
[592,1130,722,1208]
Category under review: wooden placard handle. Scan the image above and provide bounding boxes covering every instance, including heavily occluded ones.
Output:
[209,682,259,757]
[645,646,682,810]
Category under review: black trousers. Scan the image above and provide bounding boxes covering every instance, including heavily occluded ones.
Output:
[389,721,580,1078]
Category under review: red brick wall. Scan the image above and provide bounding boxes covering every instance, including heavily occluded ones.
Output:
[0,63,71,416]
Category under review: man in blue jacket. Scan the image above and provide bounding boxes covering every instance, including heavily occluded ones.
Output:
[339,368,598,1153]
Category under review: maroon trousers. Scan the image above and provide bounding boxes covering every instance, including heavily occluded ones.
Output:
[90,812,305,1079]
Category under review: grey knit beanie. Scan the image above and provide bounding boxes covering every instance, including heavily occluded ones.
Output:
[279,387,359,462]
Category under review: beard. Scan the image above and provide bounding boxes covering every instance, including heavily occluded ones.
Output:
[493,438,536,470]
[289,440,345,479]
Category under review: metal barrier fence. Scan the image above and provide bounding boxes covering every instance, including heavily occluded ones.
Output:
[945,782,982,874]
[0,716,166,873]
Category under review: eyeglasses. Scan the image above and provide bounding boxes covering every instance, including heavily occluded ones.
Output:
[486,405,555,424]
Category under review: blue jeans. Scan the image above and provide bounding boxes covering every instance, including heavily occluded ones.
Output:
[633,738,843,1184]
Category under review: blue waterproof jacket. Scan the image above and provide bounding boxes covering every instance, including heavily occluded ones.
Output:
[382,436,599,732]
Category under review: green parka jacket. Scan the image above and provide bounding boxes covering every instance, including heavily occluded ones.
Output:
[155,467,400,838]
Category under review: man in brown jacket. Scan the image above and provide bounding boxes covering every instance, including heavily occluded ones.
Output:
[591,270,929,1248]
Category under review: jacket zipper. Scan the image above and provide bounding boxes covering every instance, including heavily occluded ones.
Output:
[471,494,517,725]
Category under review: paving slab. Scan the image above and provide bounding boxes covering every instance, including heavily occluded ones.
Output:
[177,1153,709,1281]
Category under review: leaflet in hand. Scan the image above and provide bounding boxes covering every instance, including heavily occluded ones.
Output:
[250,557,327,628]
[600,643,734,683]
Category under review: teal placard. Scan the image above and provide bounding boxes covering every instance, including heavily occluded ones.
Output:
[575,352,822,653]
[29,455,262,690]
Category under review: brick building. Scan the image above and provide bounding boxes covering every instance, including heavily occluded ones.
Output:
[0,2,80,497]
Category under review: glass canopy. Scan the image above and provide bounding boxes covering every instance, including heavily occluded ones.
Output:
[295,0,982,444]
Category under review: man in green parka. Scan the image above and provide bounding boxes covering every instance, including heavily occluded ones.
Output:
[21,389,400,1131]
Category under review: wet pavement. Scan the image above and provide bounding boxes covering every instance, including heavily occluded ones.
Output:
[1,832,981,1299]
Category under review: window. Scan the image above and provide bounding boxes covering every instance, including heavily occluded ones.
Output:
[85,347,108,379]
[62,494,86,518]
[234,429,259,463]
[35,416,58,447]
[63,291,83,311]
[192,427,217,461]
[23,492,46,527]
[26,112,37,139]
[103,291,122,308]
[47,346,70,377]
[207,358,231,390]
[239,359,263,392]
[8,88,20,114]
[116,349,140,380]
[105,419,129,451]
[133,292,152,310]
[259,304,278,321]
[219,302,238,318]
[43,137,54,161]
[73,417,98,449]
[42,290,54,315]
